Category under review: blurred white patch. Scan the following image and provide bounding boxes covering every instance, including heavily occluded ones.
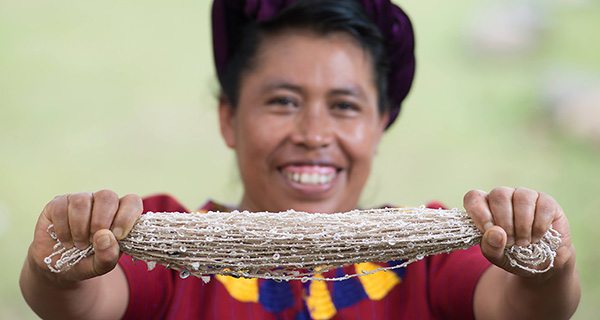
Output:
[541,69,600,143]
[466,0,547,56]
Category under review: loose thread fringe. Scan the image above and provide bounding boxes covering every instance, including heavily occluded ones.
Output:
[44,207,561,282]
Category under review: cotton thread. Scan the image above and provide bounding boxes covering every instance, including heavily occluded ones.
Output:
[43,207,561,282]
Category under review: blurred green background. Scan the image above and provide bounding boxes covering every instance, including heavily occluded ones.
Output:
[1,0,599,318]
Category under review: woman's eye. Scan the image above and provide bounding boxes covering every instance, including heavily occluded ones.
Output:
[267,97,297,107]
[332,102,359,112]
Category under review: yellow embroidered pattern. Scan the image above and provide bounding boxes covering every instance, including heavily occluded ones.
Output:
[215,275,259,302]
[355,262,401,300]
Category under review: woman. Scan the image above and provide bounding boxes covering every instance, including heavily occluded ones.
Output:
[20,0,580,319]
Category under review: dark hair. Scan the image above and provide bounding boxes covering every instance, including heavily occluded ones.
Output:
[219,0,390,114]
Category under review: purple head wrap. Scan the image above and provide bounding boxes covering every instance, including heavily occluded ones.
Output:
[212,0,415,128]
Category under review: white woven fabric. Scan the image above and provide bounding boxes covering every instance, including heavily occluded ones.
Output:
[44,207,561,282]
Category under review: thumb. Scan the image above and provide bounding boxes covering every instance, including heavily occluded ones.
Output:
[480,226,510,269]
[91,229,120,276]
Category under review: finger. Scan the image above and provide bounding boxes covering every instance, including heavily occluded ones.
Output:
[67,192,93,249]
[111,194,143,240]
[45,195,72,246]
[480,226,509,268]
[463,189,494,232]
[91,229,120,276]
[532,192,557,243]
[488,187,516,246]
[90,190,119,236]
[512,187,538,246]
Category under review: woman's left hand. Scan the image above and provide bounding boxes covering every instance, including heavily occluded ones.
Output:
[463,187,575,278]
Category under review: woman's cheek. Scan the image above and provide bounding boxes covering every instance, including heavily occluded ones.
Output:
[339,121,376,156]
[240,112,282,148]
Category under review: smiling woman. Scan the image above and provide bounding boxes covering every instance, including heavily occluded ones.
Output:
[220,31,387,214]
[19,0,580,319]
[216,0,399,215]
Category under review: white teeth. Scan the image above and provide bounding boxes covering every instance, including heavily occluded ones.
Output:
[300,173,309,184]
[286,171,335,185]
[319,175,327,184]
[310,173,319,184]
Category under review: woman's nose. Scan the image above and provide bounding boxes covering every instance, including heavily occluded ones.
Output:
[290,105,333,149]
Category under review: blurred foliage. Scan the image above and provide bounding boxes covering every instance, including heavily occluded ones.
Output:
[1,0,598,318]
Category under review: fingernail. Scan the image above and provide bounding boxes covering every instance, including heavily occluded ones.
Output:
[96,234,111,250]
[515,239,530,247]
[112,227,123,240]
[488,231,503,249]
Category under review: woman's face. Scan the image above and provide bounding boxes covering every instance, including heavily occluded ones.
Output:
[219,31,388,213]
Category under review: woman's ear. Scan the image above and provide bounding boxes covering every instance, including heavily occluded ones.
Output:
[218,95,236,149]
[379,110,390,132]
[373,110,390,155]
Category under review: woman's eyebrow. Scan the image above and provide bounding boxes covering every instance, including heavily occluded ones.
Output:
[260,81,366,100]
[260,81,304,94]
[329,85,366,100]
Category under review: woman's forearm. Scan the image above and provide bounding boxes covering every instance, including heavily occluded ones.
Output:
[475,249,580,320]
[506,256,580,319]
[20,253,128,320]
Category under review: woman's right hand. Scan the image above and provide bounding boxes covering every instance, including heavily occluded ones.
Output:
[27,190,143,283]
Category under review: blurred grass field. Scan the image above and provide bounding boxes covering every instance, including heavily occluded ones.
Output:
[1,0,599,318]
